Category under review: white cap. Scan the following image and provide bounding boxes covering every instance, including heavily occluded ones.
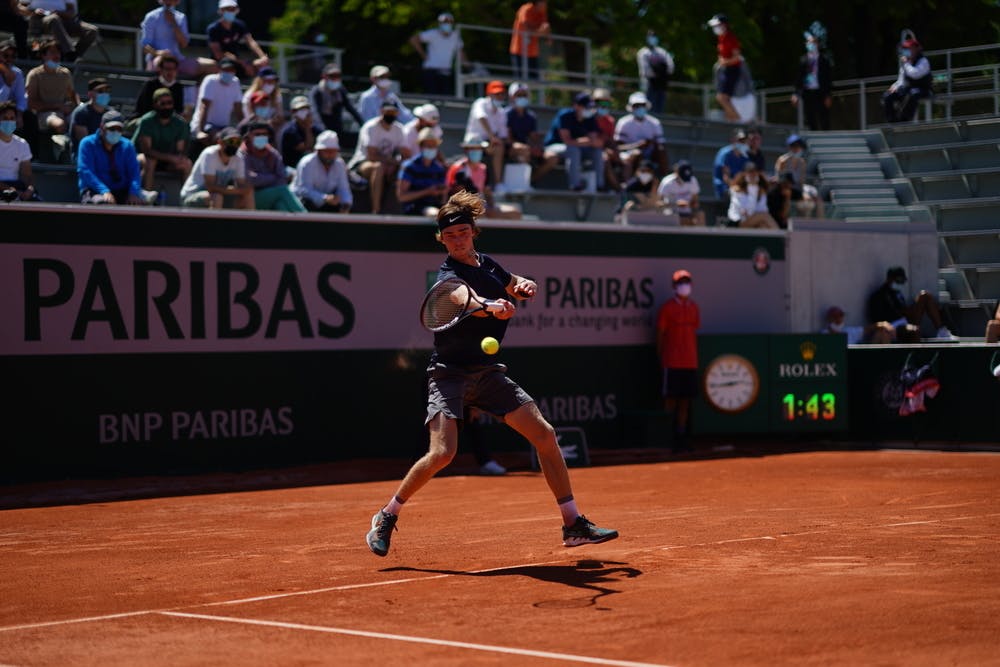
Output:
[628,91,649,108]
[414,103,440,121]
[509,81,529,96]
[315,130,340,150]
[369,65,390,79]
[218,0,238,8]
[290,95,311,110]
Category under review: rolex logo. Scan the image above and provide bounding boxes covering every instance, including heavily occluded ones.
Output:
[800,341,817,361]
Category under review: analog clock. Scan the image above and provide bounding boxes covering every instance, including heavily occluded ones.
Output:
[703,354,761,413]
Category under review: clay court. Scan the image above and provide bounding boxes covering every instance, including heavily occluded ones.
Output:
[2,449,999,666]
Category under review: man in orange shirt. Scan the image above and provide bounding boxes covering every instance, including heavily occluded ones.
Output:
[509,0,550,80]
[656,269,701,452]
[709,13,742,121]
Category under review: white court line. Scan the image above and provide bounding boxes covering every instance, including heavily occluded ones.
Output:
[0,611,151,633]
[159,611,673,667]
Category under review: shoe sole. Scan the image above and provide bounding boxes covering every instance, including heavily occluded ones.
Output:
[366,512,390,557]
[563,530,619,548]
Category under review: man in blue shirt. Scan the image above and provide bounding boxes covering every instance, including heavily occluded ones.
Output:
[397,127,447,215]
[78,110,156,205]
[206,0,269,79]
[712,127,749,199]
[544,91,604,191]
[505,81,557,186]
[140,0,217,78]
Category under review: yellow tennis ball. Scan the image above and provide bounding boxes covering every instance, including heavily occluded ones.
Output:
[481,336,499,355]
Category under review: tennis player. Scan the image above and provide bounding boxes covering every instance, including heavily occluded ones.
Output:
[366,190,618,556]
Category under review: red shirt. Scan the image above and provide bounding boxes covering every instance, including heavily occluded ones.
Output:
[717,31,741,61]
[595,113,615,140]
[656,296,700,369]
[510,3,548,58]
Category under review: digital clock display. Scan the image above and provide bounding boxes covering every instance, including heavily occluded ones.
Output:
[781,392,837,421]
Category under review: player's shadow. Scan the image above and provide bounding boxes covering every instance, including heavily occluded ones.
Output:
[382,560,642,609]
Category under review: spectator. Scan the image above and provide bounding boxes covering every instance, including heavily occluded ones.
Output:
[985,303,1000,344]
[592,87,622,191]
[180,126,252,209]
[25,0,97,63]
[279,95,321,171]
[637,30,674,114]
[190,57,243,150]
[236,90,275,138]
[708,13,742,122]
[792,30,832,131]
[614,91,668,182]
[711,127,748,199]
[866,266,958,341]
[140,0,217,78]
[25,40,77,150]
[656,269,700,453]
[505,81,557,187]
[77,110,157,205]
[347,99,410,214]
[67,77,110,157]
[397,127,447,216]
[509,0,549,81]
[135,53,186,120]
[240,66,283,130]
[402,103,442,161]
[820,306,894,345]
[0,100,39,200]
[207,0,268,79]
[727,163,778,228]
[134,87,191,193]
[744,127,766,173]
[0,40,27,125]
[883,34,932,123]
[617,159,661,218]
[239,121,306,212]
[543,92,605,192]
[0,0,29,59]
[463,80,508,190]
[292,129,351,213]
[358,65,413,124]
[309,63,362,136]
[774,134,824,218]
[658,159,705,226]
[446,138,522,219]
[766,173,795,229]
[410,11,466,96]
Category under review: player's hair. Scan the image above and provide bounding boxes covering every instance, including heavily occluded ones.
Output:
[435,190,484,240]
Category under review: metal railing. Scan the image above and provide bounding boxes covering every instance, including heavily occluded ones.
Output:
[83,24,999,129]
[92,23,343,84]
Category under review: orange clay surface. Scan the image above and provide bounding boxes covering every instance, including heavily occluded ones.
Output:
[2,449,1000,666]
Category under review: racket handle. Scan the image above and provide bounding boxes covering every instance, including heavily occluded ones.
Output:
[484,300,505,313]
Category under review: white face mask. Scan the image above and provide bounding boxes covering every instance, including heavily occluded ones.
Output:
[828,322,844,332]
[675,283,692,297]
[294,108,310,120]
[712,25,725,36]
[637,172,653,185]
[892,281,905,292]
[376,79,392,90]
[262,83,276,95]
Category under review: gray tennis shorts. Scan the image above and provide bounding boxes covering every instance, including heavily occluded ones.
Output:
[425,362,533,424]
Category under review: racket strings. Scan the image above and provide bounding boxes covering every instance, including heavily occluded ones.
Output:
[421,281,470,331]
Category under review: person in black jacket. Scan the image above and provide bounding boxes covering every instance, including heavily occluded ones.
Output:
[791,31,832,131]
[309,64,363,140]
[866,266,957,341]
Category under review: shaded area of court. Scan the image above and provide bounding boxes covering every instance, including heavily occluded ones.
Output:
[2,450,999,666]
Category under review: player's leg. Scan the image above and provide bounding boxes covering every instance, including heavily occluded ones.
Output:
[504,401,618,546]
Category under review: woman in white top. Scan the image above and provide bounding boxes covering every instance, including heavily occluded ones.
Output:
[727,163,778,228]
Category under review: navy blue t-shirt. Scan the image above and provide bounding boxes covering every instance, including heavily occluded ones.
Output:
[431,252,512,366]
[399,155,446,214]
[207,18,251,56]
[506,107,537,144]
[544,107,598,146]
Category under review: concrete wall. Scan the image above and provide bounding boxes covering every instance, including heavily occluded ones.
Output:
[787,219,939,334]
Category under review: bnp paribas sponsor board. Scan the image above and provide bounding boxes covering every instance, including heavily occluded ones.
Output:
[0,208,786,480]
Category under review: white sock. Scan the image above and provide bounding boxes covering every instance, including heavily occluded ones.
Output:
[383,496,405,516]
[558,496,579,526]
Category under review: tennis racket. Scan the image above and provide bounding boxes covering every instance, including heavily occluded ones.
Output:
[419,277,505,332]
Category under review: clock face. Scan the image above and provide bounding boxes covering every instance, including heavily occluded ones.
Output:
[704,354,761,413]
